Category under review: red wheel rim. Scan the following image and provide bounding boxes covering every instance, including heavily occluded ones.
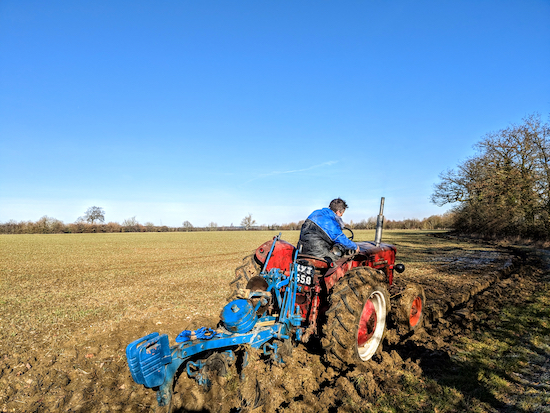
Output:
[357,299,377,347]
[409,296,422,327]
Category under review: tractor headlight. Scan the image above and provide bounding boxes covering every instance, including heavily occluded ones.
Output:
[394,263,405,273]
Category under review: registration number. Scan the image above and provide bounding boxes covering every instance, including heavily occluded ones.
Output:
[296,264,314,286]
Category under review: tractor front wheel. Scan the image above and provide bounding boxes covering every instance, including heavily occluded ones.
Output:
[395,284,426,336]
[321,267,389,368]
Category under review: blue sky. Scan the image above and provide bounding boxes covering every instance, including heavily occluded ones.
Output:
[1,1,549,227]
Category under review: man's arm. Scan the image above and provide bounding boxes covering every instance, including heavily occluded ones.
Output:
[333,232,358,251]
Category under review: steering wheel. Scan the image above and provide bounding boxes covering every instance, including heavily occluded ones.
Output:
[343,227,354,241]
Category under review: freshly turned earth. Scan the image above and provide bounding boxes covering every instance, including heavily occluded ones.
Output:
[1,236,546,412]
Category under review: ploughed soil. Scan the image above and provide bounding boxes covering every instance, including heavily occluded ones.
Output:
[1,237,547,413]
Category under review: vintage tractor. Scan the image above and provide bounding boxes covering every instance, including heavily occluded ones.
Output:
[126,198,426,409]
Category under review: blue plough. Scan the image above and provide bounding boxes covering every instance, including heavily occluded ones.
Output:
[126,235,305,407]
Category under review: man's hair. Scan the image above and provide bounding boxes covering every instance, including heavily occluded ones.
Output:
[329,198,348,213]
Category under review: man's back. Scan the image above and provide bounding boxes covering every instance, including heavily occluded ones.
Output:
[298,205,357,261]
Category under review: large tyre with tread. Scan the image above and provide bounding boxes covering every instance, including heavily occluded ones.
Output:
[229,253,262,293]
[321,267,389,368]
[395,284,426,335]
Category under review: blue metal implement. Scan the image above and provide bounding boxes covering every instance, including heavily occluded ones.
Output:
[126,240,305,407]
[126,333,171,388]
[221,299,258,333]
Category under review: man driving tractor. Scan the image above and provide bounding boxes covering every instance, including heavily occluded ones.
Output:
[297,198,359,262]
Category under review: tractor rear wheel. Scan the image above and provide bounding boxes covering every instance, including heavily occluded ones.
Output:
[321,267,389,368]
[395,284,426,335]
[229,253,262,295]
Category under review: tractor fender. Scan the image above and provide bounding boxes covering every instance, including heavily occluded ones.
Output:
[255,239,295,273]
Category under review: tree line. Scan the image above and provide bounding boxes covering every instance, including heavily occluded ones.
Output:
[0,213,453,234]
[432,113,550,241]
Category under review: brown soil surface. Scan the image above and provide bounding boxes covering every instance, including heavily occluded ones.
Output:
[1,238,546,413]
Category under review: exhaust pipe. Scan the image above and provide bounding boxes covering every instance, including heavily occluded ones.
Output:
[374,197,385,246]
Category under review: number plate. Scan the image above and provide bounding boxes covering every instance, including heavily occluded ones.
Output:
[296,264,315,286]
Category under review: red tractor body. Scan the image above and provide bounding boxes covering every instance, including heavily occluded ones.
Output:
[252,237,402,339]
[256,238,398,288]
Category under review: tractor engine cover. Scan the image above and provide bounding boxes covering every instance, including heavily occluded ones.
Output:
[221,299,258,334]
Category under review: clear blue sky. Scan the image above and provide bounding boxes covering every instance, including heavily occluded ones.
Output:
[1,1,549,227]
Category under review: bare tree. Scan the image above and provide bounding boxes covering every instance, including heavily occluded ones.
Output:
[241,214,256,230]
[36,216,64,233]
[122,216,138,226]
[83,206,105,224]
[432,113,550,238]
[182,221,193,231]
[208,222,218,231]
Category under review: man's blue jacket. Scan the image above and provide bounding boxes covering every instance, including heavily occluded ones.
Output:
[298,208,357,259]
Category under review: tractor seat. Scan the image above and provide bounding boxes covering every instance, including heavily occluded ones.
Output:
[296,254,334,269]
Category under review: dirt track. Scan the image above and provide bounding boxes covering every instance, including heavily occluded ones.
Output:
[1,239,547,412]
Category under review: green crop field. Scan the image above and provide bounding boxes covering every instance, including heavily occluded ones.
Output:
[1,229,460,346]
[1,231,300,346]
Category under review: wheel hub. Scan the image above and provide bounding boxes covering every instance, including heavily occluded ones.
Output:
[409,296,422,327]
[357,300,377,346]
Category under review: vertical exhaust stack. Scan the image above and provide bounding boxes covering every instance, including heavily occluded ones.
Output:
[374,197,385,246]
